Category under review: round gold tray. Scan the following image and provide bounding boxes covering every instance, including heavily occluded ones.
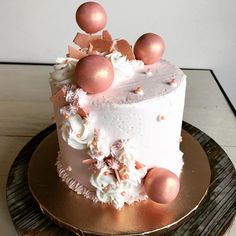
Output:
[28,129,211,235]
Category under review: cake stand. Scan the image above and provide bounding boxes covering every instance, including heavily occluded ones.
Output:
[6,122,236,235]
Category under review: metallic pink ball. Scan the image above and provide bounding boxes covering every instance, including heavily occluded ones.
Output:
[75,2,107,34]
[134,33,165,65]
[75,55,114,94]
[144,167,180,204]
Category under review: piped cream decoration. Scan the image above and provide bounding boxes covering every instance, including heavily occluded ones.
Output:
[88,129,110,161]
[106,51,144,85]
[61,114,94,150]
[50,58,78,86]
[90,139,147,209]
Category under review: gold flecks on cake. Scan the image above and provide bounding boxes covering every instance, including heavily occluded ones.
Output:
[145,68,153,76]
[158,114,166,121]
[167,78,177,87]
[132,87,144,95]
[82,159,97,165]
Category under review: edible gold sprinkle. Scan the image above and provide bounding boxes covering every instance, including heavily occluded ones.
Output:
[167,78,177,87]
[132,87,144,95]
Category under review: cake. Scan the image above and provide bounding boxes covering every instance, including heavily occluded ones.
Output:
[49,2,186,210]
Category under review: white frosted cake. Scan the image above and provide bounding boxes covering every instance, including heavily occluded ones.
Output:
[49,2,186,209]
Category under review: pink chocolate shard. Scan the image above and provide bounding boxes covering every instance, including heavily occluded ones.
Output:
[88,43,94,55]
[68,45,87,59]
[116,39,135,60]
[135,161,145,169]
[77,107,89,118]
[90,39,113,53]
[87,44,99,55]
[102,30,112,41]
[82,159,97,165]
[73,32,101,49]
[50,87,67,107]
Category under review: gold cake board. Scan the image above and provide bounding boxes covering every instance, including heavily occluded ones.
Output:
[27,129,211,235]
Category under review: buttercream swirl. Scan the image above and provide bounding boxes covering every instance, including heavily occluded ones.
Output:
[88,129,110,161]
[106,51,144,85]
[61,114,94,149]
[90,138,147,209]
[50,57,78,85]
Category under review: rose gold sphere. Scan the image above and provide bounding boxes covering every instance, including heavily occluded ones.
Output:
[134,33,165,65]
[75,55,114,94]
[75,2,107,34]
[144,167,180,204]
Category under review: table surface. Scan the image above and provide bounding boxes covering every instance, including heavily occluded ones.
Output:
[0,64,235,236]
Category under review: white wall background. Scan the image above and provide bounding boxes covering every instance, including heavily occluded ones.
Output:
[1,0,236,108]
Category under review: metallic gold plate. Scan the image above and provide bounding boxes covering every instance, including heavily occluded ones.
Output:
[28,129,211,235]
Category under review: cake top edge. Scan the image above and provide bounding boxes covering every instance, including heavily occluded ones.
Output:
[50,56,186,106]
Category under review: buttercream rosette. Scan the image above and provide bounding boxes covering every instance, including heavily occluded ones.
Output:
[61,114,94,150]
[50,58,78,86]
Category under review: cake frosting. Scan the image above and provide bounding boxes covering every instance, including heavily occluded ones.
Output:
[49,1,186,210]
[50,54,186,209]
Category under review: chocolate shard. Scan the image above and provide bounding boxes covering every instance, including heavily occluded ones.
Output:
[73,32,101,49]
[68,45,87,59]
[77,107,89,118]
[90,39,113,53]
[102,30,112,41]
[116,39,135,60]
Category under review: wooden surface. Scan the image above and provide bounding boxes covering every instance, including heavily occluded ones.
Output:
[0,64,236,235]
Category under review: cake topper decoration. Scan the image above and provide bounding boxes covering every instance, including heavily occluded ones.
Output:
[75,55,114,94]
[102,30,112,41]
[134,33,165,65]
[75,1,107,34]
[68,45,87,59]
[90,38,113,53]
[144,167,180,204]
[73,32,102,49]
[116,39,135,60]
[71,31,114,58]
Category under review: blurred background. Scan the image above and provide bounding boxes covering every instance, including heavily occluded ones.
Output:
[0,0,236,108]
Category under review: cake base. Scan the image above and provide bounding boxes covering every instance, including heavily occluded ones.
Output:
[27,128,211,235]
